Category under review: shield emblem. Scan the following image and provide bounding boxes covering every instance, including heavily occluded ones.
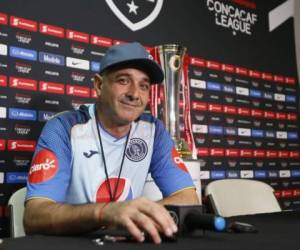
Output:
[105,0,163,31]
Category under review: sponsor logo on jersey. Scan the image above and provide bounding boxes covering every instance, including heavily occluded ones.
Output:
[83,150,99,158]
[29,149,58,183]
[96,177,133,202]
[126,138,148,162]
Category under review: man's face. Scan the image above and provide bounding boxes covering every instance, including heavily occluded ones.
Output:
[95,67,151,126]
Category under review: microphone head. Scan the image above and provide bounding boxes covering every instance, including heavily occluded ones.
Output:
[214,216,226,231]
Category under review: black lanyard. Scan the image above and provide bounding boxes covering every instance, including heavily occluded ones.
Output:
[94,105,130,202]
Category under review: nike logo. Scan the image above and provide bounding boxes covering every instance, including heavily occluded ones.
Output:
[83,150,99,158]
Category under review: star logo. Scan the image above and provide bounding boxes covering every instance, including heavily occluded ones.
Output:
[127,0,139,15]
[105,0,164,31]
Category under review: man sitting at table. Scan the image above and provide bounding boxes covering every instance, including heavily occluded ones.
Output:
[24,42,199,244]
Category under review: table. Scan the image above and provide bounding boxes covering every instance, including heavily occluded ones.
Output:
[1,211,299,250]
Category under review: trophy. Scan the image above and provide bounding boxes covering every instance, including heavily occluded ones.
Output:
[152,44,194,159]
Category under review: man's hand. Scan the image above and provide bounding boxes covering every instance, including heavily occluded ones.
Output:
[99,197,178,244]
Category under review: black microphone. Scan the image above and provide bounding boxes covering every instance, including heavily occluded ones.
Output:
[165,205,226,235]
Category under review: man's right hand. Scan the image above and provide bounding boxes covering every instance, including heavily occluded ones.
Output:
[98,197,178,244]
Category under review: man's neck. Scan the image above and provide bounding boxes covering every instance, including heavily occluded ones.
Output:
[96,106,131,138]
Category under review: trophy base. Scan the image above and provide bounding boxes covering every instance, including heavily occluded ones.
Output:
[175,139,193,159]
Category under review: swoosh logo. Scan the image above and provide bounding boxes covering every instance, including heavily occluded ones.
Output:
[83,150,99,158]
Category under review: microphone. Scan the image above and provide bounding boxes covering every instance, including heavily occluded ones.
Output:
[165,205,226,235]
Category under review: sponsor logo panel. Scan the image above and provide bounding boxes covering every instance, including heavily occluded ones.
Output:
[14,124,31,135]
[10,16,37,31]
[0,107,7,118]
[9,108,36,121]
[0,75,7,87]
[66,85,90,97]
[240,170,254,178]
[190,57,205,67]
[91,61,100,72]
[39,81,65,94]
[66,29,89,43]
[9,76,37,91]
[6,172,28,184]
[7,140,36,151]
[0,139,6,150]
[10,46,37,61]
[0,12,8,25]
[38,111,57,122]
[39,52,65,66]
[91,35,112,47]
[66,57,90,70]
[15,93,32,104]
[211,171,225,179]
[39,23,64,38]
[0,43,7,56]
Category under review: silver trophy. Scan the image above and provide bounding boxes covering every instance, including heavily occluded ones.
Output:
[154,44,192,158]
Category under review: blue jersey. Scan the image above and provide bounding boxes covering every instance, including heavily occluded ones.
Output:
[26,104,194,204]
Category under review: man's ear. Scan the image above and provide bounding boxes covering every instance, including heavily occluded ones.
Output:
[93,74,103,96]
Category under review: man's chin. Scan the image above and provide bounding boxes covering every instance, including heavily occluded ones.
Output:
[117,113,141,124]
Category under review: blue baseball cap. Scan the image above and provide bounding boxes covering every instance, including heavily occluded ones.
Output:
[99,42,164,84]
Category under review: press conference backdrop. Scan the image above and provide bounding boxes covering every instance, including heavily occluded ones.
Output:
[0,0,299,237]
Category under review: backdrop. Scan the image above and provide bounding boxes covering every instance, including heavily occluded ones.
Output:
[0,0,299,236]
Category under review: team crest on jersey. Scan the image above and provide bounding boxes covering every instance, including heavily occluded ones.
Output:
[126,138,148,162]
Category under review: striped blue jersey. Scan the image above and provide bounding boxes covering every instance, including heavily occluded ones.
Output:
[26,104,194,204]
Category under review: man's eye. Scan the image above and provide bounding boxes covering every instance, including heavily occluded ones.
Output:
[140,83,150,91]
[118,78,129,84]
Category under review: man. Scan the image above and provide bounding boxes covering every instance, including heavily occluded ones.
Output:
[24,42,199,244]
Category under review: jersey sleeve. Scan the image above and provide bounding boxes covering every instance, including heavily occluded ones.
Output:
[26,115,73,203]
[149,119,195,197]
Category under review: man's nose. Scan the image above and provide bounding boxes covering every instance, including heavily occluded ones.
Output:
[126,83,139,100]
